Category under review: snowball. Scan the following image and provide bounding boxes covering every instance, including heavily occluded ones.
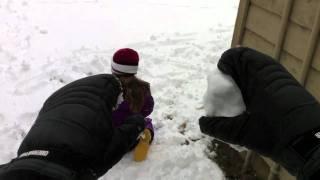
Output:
[203,65,246,117]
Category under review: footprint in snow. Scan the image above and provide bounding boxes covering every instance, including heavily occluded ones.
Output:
[13,76,50,95]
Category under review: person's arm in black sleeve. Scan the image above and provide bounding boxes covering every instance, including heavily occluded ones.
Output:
[199,47,320,180]
[94,114,145,177]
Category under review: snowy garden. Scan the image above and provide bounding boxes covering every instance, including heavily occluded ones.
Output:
[0,0,239,179]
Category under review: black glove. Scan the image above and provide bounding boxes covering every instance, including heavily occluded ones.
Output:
[94,114,145,177]
[118,114,146,145]
[199,47,320,179]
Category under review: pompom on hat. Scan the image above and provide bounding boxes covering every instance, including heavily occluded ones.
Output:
[111,48,139,75]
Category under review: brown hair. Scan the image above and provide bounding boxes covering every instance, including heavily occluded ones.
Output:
[119,75,150,113]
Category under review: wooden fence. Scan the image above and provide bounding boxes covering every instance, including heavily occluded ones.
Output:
[231,0,320,179]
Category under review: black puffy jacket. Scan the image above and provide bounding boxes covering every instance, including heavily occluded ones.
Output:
[0,74,145,179]
[199,48,320,180]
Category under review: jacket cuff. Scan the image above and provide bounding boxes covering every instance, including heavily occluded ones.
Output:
[297,147,320,180]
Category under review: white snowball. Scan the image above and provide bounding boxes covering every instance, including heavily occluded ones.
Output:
[204,65,246,117]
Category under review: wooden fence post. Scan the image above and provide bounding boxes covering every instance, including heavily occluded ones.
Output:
[299,4,320,85]
[231,0,250,47]
[273,0,294,61]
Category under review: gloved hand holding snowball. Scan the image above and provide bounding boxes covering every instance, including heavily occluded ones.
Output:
[199,47,320,180]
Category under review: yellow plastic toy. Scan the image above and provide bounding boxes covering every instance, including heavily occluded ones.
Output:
[133,128,152,162]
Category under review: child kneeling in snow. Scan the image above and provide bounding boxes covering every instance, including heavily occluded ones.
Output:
[111,48,154,162]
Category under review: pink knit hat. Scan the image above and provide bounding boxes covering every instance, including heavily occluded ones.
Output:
[111,48,139,75]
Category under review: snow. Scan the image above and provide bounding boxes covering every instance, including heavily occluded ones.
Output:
[204,66,245,117]
[0,0,239,179]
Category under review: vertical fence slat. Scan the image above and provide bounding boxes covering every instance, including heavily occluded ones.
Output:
[273,0,294,61]
[300,4,320,85]
[230,0,254,178]
[269,1,295,178]
[241,150,254,175]
[267,164,281,180]
[231,0,250,47]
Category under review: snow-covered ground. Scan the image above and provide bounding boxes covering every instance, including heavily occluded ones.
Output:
[0,0,239,179]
